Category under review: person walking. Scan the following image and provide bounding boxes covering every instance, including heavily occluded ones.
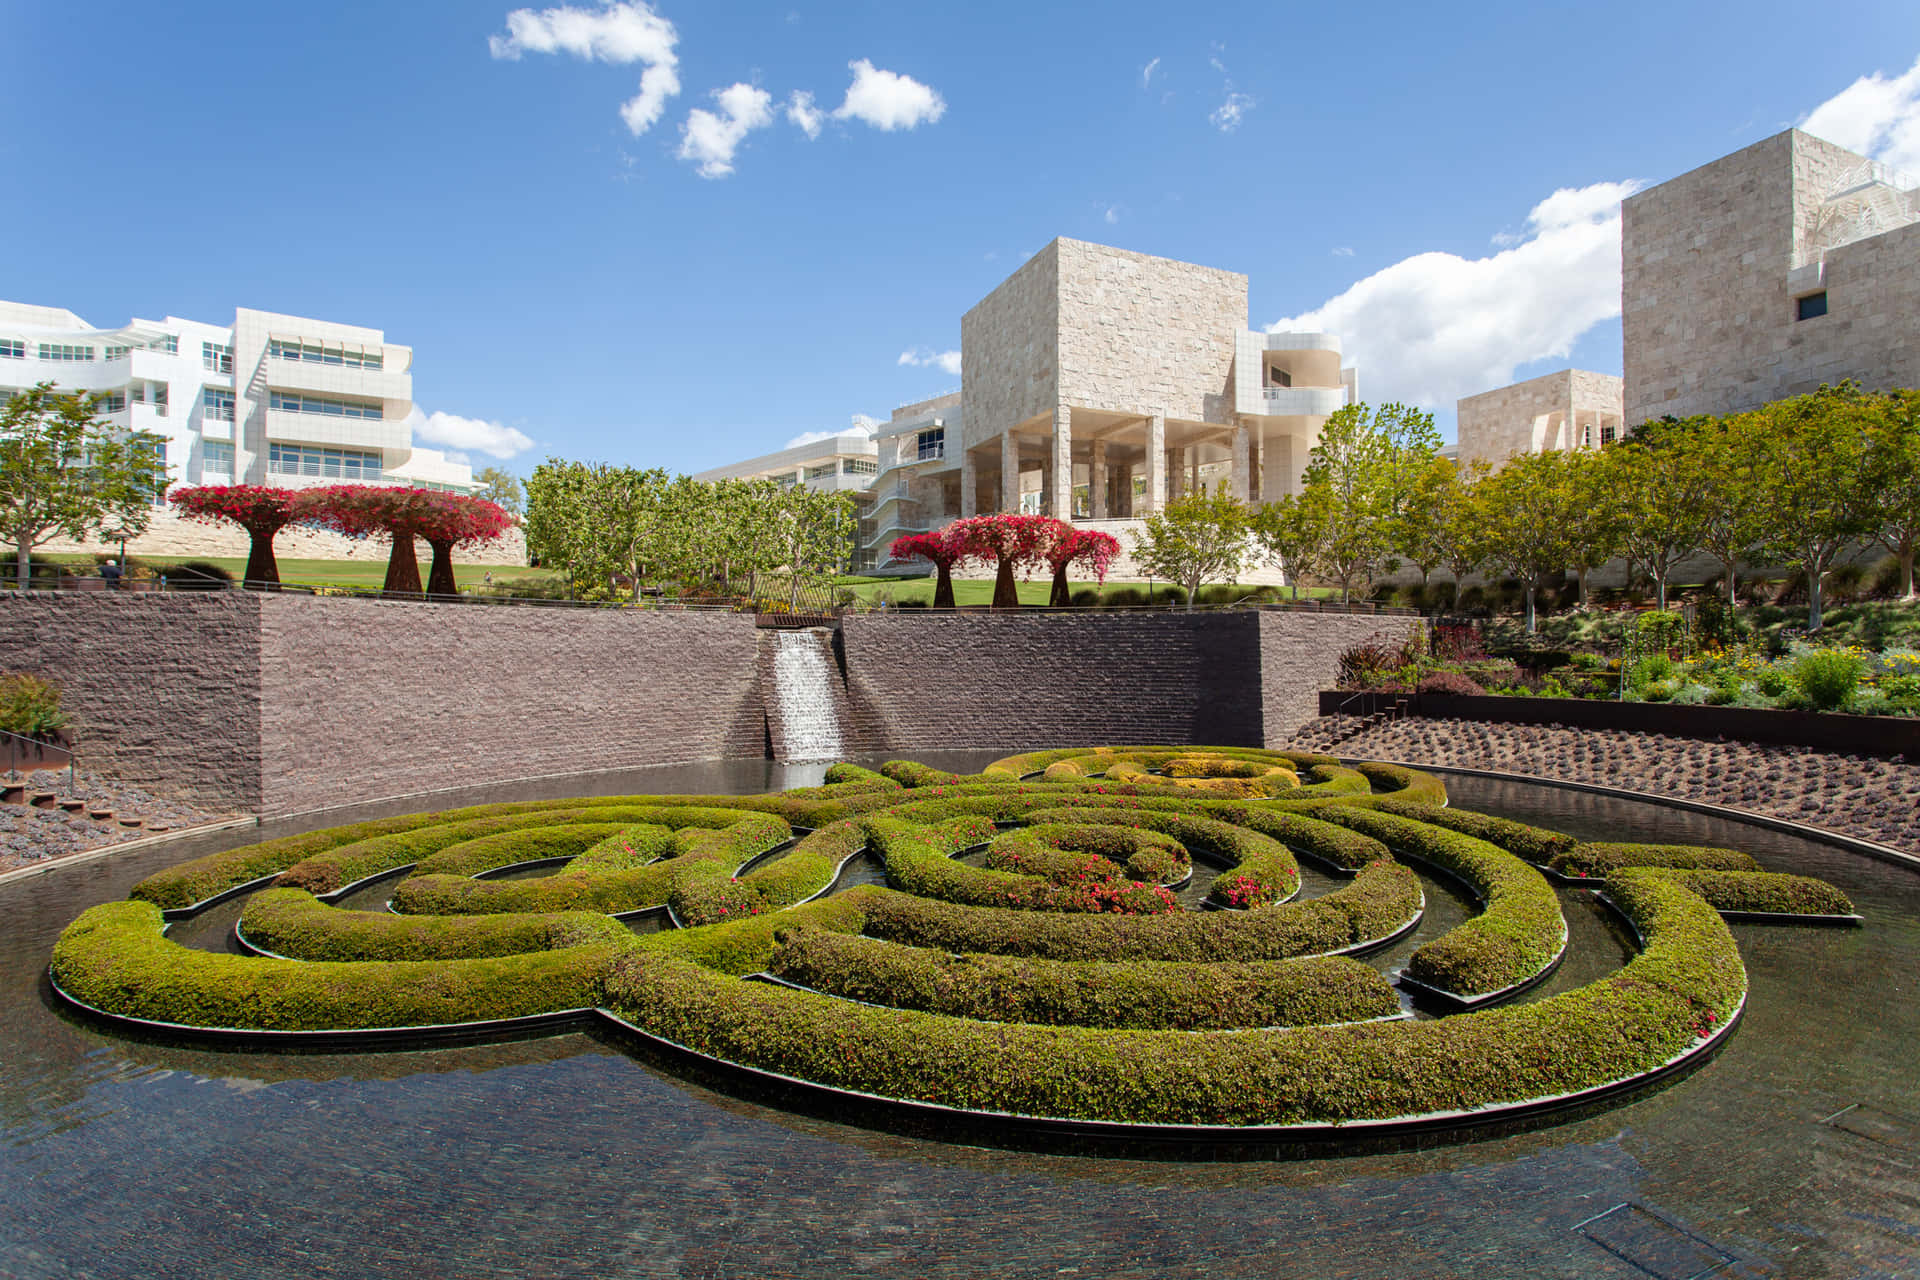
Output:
[100,559,123,589]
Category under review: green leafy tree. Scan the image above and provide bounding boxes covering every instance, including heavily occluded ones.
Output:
[1431,460,1488,609]
[1390,455,1458,593]
[1251,489,1331,601]
[1752,382,1879,630]
[1299,402,1440,603]
[0,383,168,587]
[1474,449,1580,633]
[1654,413,1769,609]
[771,486,855,608]
[1129,490,1252,610]
[474,467,523,517]
[1862,388,1920,600]
[1602,437,1705,610]
[523,459,592,596]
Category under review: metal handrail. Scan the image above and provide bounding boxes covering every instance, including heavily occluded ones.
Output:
[2,726,75,794]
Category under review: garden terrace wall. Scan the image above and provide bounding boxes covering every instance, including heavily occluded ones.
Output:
[1327,692,1920,758]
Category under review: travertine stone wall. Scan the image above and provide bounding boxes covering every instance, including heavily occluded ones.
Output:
[0,593,264,809]
[1256,612,1416,740]
[1455,370,1623,471]
[1624,128,1920,423]
[961,244,1061,451]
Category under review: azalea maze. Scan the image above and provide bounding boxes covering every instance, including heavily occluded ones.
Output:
[49,747,1859,1145]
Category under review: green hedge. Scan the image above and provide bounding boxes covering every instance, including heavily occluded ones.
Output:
[1013,806,1299,907]
[53,899,623,1030]
[1315,807,1565,998]
[1348,762,1449,803]
[415,823,636,877]
[1621,868,1856,916]
[670,819,869,925]
[985,823,1190,885]
[239,887,630,961]
[1550,842,1762,879]
[1365,799,1578,866]
[868,814,1178,914]
[597,872,1742,1126]
[879,760,962,788]
[767,927,1399,1030]
[859,858,1420,963]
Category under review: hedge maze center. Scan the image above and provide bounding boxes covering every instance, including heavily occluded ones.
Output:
[10,738,1919,1275]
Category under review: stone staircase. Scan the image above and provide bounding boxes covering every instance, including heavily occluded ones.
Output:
[0,781,167,831]
[1288,697,1414,755]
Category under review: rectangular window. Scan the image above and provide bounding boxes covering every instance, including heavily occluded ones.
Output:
[805,463,838,480]
[268,391,383,420]
[268,338,384,370]
[38,343,95,361]
[0,339,21,358]
[1602,422,1618,446]
[268,443,383,480]
[1796,291,1829,321]
[94,391,127,414]
[105,345,131,361]
[915,428,945,461]
[842,457,877,475]
[202,442,235,475]
[771,472,797,488]
[151,335,178,354]
[202,341,233,373]
[205,388,235,421]
[1267,367,1293,388]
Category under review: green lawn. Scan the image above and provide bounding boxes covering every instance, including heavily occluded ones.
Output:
[37,552,548,592]
[844,576,1333,607]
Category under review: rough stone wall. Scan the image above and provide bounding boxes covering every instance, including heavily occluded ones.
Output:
[839,611,1269,752]
[1624,128,1920,424]
[255,597,765,815]
[1455,370,1623,471]
[1054,239,1246,425]
[0,592,264,810]
[39,507,528,567]
[961,243,1060,450]
[1258,612,1417,741]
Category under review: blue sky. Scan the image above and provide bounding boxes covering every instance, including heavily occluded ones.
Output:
[4,0,1919,473]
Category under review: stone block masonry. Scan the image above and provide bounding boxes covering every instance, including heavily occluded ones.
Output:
[0,595,1411,817]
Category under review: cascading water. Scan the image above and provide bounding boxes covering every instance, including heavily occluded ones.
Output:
[771,629,847,761]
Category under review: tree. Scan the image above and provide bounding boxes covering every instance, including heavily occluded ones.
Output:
[0,383,168,586]
[1251,489,1331,601]
[1043,528,1121,606]
[1685,413,1772,609]
[1298,401,1440,603]
[889,527,970,608]
[948,514,1064,608]
[1390,456,1458,594]
[170,485,308,587]
[771,486,855,609]
[414,493,514,595]
[1862,388,1920,599]
[308,486,440,594]
[523,459,591,592]
[1605,432,1707,610]
[1129,491,1251,610]
[474,467,523,518]
[1473,449,1580,633]
[1752,382,1879,630]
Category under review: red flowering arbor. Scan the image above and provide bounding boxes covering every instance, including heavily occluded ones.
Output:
[308,486,512,595]
[946,514,1066,608]
[887,528,971,608]
[1044,529,1121,607]
[169,486,310,587]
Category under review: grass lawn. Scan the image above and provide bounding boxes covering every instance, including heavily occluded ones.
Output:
[842,576,1335,607]
[37,552,547,592]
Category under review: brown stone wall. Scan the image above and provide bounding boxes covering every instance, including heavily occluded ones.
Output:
[1258,612,1417,742]
[0,592,264,810]
[255,596,765,815]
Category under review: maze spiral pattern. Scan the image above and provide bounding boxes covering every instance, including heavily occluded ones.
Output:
[49,747,1858,1141]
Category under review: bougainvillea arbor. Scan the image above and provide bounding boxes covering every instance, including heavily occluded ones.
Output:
[1044,528,1121,607]
[309,486,513,595]
[169,485,309,587]
[887,528,971,608]
[946,514,1067,608]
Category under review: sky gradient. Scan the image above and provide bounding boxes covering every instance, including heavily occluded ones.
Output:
[3,0,1918,473]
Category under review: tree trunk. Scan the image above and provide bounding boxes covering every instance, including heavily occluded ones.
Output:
[1185,577,1199,611]
[933,562,956,609]
[1808,564,1825,632]
[1524,584,1538,634]
[992,558,1018,609]
[1904,545,1916,601]
[1720,557,1738,608]
[14,537,29,590]
[1049,564,1071,607]
[1655,570,1668,612]
[424,539,458,597]
[383,533,422,595]
[243,530,282,589]
[1575,566,1590,611]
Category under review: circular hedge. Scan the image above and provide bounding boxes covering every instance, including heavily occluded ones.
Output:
[48,747,1858,1142]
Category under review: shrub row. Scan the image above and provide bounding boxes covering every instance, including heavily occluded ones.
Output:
[1314,807,1565,998]
[1347,762,1449,803]
[1014,806,1299,907]
[53,899,624,1030]
[1550,843,1762,879]
[869,815,1178,915]
[858,858,1420,963]
[669,819,870,926]
[597,872,1742,1126]
[1364,799,1579,866]
[1621,868,1856,916]
[985,823,1190,885]
[766,927,1399,1031]
[415,824,634,878]
[879,760,962,788]
[239,887,631,961]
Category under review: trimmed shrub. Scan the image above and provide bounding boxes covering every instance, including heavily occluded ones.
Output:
[1793,647,1866,711]
[239,888,629,961]
[768,928,1399,1030]
[1365,799,1578,866]
[1415,671,1483,697]
[1623,868,1855,916]
[879,760,962,788]
[1549,842,1761,879]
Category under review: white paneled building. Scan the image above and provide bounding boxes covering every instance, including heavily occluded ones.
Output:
[0,300,477,495]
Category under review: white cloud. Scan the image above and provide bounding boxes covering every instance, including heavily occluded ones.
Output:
[489,2,680,136]
[1211,91,1254,132]
[1801,53,1920,173]
[406,408,536,460]
[678,83,774,178]
[786,89,823,139]
[787,416,879,449]
[1104,206,1120,225]
[1266,179,1645,410]
[898,347,962,376]
[833,59,946,130]
[1141,56,1161,89]
[1331,246,1354,257]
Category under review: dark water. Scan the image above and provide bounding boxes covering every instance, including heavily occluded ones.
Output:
[3,757,1918,1279]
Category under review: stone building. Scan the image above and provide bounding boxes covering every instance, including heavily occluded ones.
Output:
[1455,369,1625,471]
[1622,128,1920,423]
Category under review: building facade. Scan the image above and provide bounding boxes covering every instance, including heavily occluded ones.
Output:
[1455,369,1625,471]
[0,299,477,495]
[1622,129,1920,424]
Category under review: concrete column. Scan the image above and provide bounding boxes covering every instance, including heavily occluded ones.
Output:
[1145,414,1166,513]
[1230,423,1251,502]
[960,449,977,517]
[1050,405,1073,523]
[1089,439,1109,519]
[1189,450,1201,497]
[1000,431,1020,514]
[1168,447,1187,502]
[1040,456,1054,516]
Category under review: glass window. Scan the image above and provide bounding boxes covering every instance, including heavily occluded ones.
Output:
[202,442,235,475]
[205,389,235,421]
[268,443,382,480]
[105,345,131,361]
[915,428,945,461]
[94,392,127,414]
[268,338,383,370]
[805,463,837,480]
[1796,291,1829,321]
[202,342,233,373]
[842,457,877,475]
[268,391,383,420]
[38,343,95,361]
[771,472,797,488]
[0,339,21,359]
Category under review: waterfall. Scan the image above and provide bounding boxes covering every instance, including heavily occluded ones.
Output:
[771,629,847,761]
